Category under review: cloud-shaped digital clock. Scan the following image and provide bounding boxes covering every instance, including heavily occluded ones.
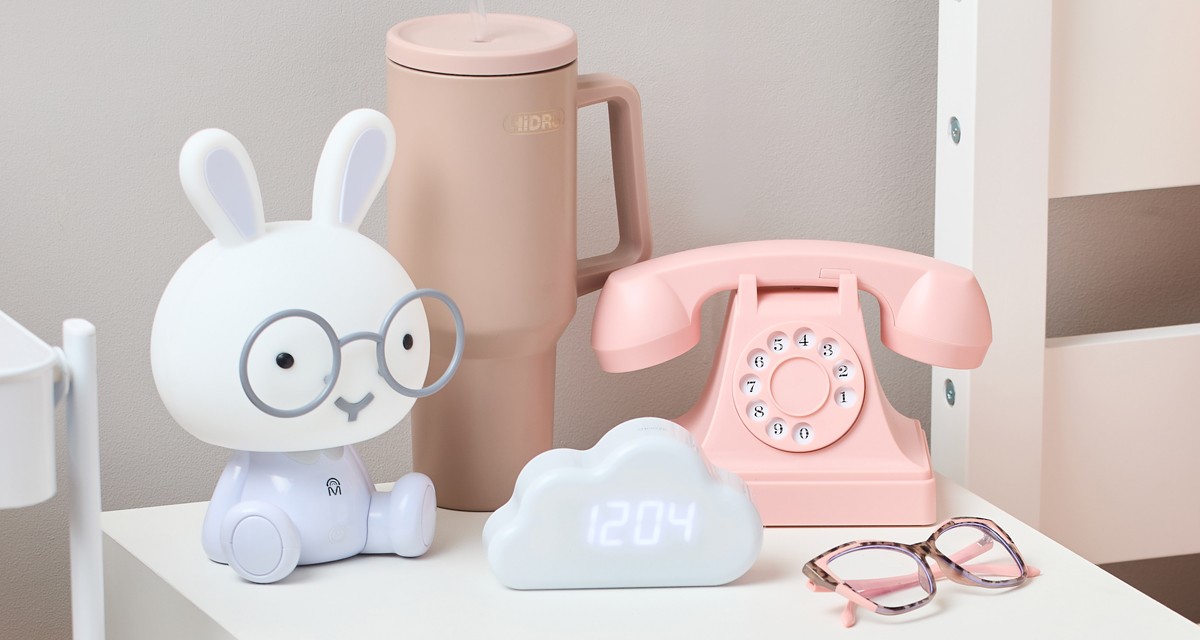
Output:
[483,417,763,589]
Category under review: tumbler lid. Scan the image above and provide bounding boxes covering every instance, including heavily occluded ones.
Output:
[387,13,577,76]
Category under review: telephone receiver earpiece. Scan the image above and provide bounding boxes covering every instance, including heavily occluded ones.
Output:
[591,240,992,373]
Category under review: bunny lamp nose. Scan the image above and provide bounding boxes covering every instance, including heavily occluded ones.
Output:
[331,330,384,422]
[334,392,374,422]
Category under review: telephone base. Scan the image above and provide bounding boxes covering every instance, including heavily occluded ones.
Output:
[743,475,936,526]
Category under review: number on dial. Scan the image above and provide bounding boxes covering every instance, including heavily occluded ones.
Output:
[749,350,769,370]
[748,403,767,421]
[770,333,787,352]
[820,340,839,359]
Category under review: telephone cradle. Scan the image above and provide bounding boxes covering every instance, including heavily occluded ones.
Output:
[591,240,992,526]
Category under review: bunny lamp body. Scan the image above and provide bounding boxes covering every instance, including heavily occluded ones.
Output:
[151,109,463,583]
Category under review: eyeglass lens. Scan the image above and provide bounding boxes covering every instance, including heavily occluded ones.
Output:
[827,546,934,608]
[932,523,1023,583]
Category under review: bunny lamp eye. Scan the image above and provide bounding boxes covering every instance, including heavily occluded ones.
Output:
[381,307,429,391]
[240,311,339,417]
[376,289,464,398]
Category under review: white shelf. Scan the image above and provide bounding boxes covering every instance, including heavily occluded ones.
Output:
[102,475,1198,639]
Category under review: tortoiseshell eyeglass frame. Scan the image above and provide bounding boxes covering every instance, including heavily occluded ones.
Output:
[802,517,1031,619]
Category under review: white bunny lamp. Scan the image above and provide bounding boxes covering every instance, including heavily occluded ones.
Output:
[0,312,103,639]
[151,109,464,583]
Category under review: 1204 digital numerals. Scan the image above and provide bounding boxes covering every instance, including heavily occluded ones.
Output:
[585,500,697,547]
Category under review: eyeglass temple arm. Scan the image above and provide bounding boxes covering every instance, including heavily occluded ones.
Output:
[832,563,1043,628]
[831,560,1045,602]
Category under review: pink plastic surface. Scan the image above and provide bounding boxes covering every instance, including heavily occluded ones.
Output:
[593,240,991,374]
[386,13,577,76]
[386,50,650,510]
[590,240,992,525]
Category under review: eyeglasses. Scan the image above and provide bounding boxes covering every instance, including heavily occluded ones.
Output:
[802,517,1041,628]
[238,288,465,418]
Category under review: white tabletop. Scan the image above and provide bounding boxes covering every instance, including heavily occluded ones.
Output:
[101,475,1199,639]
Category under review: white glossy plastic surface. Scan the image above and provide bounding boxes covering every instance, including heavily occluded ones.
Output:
[0,310,58,509]
[154,109,427,453]
[154,109,449,583]
[221,502,301,583]
[202,447,435,583]
[484,417,763,589]
[63,319,105,640]
[1,313,106,639]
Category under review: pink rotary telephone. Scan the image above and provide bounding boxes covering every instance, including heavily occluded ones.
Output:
[591,240,992,525]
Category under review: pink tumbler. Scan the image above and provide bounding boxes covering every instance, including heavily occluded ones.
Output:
[386,12,651,510]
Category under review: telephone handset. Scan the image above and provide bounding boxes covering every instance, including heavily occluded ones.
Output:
[591,240,991,525]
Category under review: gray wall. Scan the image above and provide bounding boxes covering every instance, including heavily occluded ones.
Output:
[0,2,1196,638]
[1046,186,1200,338]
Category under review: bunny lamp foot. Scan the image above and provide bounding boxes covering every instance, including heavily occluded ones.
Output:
[220,501,302,584]
[384,472,436,557]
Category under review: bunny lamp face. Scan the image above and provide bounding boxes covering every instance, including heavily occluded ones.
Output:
[152,110,452,453]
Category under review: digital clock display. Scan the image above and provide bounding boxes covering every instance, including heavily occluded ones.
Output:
[586,500,696,547]
[484,417,762,589]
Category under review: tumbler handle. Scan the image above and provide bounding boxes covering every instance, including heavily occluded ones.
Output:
[575,73,653,296]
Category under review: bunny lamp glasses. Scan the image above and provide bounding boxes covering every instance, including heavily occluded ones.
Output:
[240,288,465,419]
[803,517,1041,628]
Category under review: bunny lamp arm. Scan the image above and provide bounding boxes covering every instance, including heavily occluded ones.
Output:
[591,240,992,373]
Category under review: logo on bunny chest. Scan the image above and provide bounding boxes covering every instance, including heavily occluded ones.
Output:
[287,457,371,553]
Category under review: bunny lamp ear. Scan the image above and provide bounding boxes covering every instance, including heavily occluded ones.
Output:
[311,108,396,232]
[179,129,266,247]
